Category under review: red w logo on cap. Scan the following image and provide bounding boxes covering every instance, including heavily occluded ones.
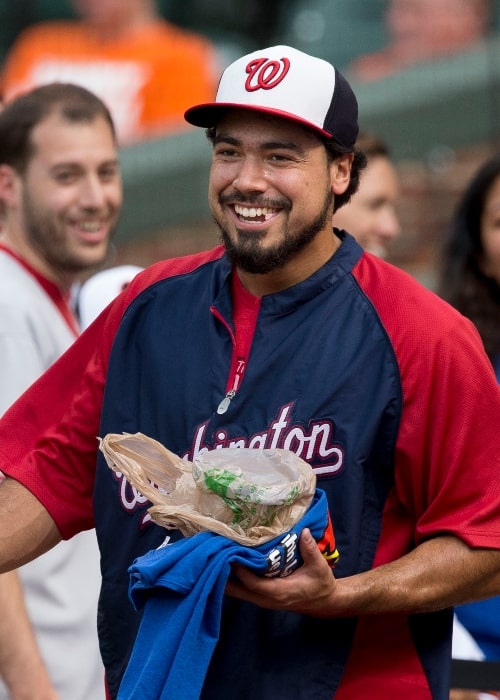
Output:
[245,57,290,92]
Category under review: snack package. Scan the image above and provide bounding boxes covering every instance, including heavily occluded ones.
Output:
[99,432,316,546]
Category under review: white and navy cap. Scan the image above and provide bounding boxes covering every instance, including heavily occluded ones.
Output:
[77,265,143,329]
[185,45,359,150]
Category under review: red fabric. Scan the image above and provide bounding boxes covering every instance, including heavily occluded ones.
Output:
[225,272,261,393]
[2,244,500,699]
[353,253,500,554]
[0,247,225,536]
[337,615,432,699]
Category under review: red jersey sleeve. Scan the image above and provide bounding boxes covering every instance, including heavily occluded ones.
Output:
[354,254,500,561]
[0,304,115,536]
[0,250,224,538]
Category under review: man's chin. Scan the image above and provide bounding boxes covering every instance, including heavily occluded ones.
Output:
[65,248,111,273]
[225,248,284,275]
[365,242,388,259]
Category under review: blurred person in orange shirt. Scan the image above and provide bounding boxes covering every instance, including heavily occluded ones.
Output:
[0,0,221,145]
[348,0,492,82]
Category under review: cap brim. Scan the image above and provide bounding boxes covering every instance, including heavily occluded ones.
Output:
[184,102,333,139]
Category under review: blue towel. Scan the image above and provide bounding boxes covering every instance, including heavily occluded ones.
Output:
[118,488,333,700]
[455,596,500,660]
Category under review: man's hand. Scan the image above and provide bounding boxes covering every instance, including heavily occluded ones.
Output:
[226,528,337,616]
[226,532,500,620]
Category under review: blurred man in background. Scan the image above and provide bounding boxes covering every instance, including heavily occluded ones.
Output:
[333,132,401,258]
[349,0,492,82]
[0,82,122,699]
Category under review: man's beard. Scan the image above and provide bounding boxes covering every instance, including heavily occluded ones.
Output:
[215,191,333,275]
[22,190,113,274]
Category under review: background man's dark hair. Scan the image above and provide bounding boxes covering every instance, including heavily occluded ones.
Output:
[324,141,367,212]
[0,82,116,173]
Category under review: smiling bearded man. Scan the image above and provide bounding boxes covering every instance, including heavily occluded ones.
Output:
[1,46,500,700]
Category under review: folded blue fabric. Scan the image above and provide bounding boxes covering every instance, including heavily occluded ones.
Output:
[455,596,500,659]
[117,488,332,700]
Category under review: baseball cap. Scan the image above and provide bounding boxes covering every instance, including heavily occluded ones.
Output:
[184,45,359,150]
[77,264,143,329]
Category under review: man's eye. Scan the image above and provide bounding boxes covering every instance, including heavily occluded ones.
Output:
[99,168,118,181]
[54,171,75,183]
[270,153,292,162]
[216,148,238,157]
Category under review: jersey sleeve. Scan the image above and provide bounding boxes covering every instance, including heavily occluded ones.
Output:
[355,255,500,554]
[0,310,109,536]
[0,272,145,537]
[0,256,209,538]
[396,308,500,549]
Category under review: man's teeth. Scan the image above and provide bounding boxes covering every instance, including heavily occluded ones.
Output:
[79,222,102,232]
[234,205,275,221]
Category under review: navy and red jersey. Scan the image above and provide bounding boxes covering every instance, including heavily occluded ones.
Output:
[1,232,500,700]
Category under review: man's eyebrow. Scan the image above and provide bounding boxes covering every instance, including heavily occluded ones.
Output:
[98,159,120,168]
[214,133,306,155]
[49,158,119,171]
[213,134,240,146]
[263,141,306,155]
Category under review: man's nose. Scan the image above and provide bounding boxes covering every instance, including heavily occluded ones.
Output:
[79,175,107,208]
[377,207,401,241]
[232,156,267,193]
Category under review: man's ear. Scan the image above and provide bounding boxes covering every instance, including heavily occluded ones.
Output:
[0,164,20,207]
[330,153,354,195]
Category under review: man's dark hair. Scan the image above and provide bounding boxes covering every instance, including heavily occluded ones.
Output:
[328,131,392,212]
[0,82,116,173]
[205,125,367,214]
[324,140,367,212]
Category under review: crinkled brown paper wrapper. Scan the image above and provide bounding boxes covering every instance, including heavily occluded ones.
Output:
[99,432,316,546]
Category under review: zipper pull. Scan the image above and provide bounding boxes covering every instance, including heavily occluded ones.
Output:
[217,389,236,415]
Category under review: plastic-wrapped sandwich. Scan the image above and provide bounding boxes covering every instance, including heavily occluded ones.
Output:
[99,432,317,546]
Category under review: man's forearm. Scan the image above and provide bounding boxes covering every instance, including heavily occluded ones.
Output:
[330,535,500,617]
[0,477,61,572]
[227,531,500,618]
[0,571,59,700]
